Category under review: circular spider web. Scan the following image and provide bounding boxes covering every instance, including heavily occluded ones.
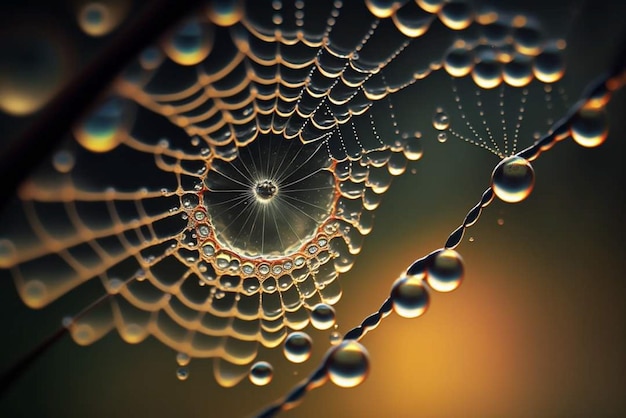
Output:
[0,0,568,387]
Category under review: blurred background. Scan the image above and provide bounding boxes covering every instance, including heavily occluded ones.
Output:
[0,0,624,417]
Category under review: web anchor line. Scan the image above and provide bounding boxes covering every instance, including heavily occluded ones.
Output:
[253,64,626,418]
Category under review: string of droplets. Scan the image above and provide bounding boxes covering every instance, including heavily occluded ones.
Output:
[254,62,625,417]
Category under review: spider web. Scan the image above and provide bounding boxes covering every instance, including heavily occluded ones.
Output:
[0,0,577,390]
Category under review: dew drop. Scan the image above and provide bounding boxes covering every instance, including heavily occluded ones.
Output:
[52,150,75,173]
[0,239,17,268]
[176,366,189,381]
[391,276,430,318]
[176,352,191,366]
[310,303,337,330]
[207,0,244,26]
[438,1,473,30]
[164,20,213,66]
[22,280,47,309]
[444,47,474,77]
[283,331,313,363]
[426,249,464,293]
[249,361,273,386]
[437,132,448,143]
[326,340,370,388]
[74,97,126,153]
[77,2,121,37]
[570,108,608,148]
[432,109,450,130]
[533,46,565,83]
[491,156,535,203]
[330,331,342,345]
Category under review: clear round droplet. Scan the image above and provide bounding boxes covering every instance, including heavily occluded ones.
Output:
[437,132,448,143]
[426,249,465,293]
[283,331,313,363]
[326,340,370,388]
[432,110,450,130]
[176,366,189,381]
[249,361,273,386]
[311,303,337,330]
[570,108,608,148]
[391,276,430,318]
[491,155,535,203]
[329,331,342,345]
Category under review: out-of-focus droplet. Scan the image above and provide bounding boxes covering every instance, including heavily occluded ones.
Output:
[74,97,127,153]
[570,108,608,148]
[207,0,244,26]
[438,1,473,30]
[0,27,71,116]
[176,352,191,366]
[52,150,75,173]
[164,20,214,66]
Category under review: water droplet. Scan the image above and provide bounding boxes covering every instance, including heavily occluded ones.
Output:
[330,331,342,345]
[207,0,245,26]
[497,218,505,226]
[491,156,535,203]
[437,132,448,143]
[176,352,191,366]
[432,110,450,130]
[283,331,313,363]
[164,20,213,66]
[249,361,273,386]
[326,340,370,388]
[176,366,189,381]
[52,150,75,173]
[444,47,473,77]
[0,239,17,268]
[0,28,70,116]
[22,280,47,309]
[74,97,126,153]
[533,46,565,83]
[426,249,464,293]
[570,108,608,148]
[438,1,473,30]
[391,276,430,318]
[310,303,337,330]
[78,2,125,37]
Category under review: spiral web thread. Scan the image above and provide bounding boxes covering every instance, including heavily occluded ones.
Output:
[0,0,602,394]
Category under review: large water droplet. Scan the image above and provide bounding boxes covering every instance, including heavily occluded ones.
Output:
[391,276,430,318]
[570,108,608,148]
[326,340,370,388]
[426,249,464,293]
[249,361,273,386]
[311,303,337,330]
[283,331,313,363]
[491,155,535,203]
